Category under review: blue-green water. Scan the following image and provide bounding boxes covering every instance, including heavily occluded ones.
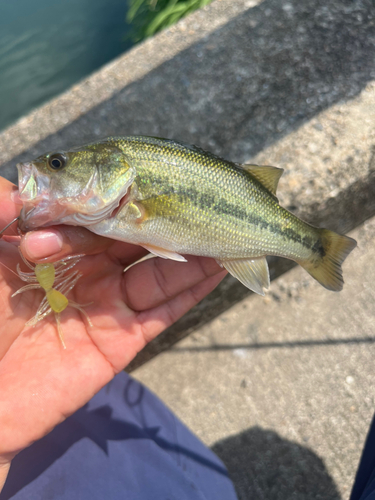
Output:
[0,0,132,132]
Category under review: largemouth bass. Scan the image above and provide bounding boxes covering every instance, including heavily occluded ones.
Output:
[17,136,356,295]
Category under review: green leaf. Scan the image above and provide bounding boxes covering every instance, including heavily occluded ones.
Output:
[127,0,214,42]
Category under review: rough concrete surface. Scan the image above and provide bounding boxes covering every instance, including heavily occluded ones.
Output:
[0,0,374,498]
[1,0,374,369]
[127,81,375,371]
[134,217,375,500]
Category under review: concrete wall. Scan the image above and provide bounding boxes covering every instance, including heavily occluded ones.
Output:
[0,0,374,370]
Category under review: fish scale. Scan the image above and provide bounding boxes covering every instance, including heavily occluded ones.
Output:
[109,137,314,260]
[17,136,356,294]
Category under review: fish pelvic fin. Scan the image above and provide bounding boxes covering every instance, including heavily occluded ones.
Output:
[217,256,270,296]
[241,164,283,197]
[142,244,187,262]
[299,229,357,292]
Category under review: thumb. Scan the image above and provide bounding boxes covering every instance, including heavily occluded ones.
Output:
[20,226,114,263]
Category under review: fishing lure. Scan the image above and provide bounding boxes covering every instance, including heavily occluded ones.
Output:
[12,251,92,348]
[0,217,92,348]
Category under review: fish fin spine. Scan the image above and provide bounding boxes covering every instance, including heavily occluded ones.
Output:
[217,256,270,295]
[241,164,283,196]
[300,229,357,291]
[142,244,187,262]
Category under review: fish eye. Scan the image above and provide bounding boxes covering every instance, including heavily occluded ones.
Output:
[48,153,66,171]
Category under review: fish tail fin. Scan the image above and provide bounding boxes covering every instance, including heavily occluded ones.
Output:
[299,229,357,291]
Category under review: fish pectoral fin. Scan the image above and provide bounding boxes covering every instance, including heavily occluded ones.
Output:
[241,164,283,196]
[142,244,188,262]
[218,256,270,296]
[127,201,147,223]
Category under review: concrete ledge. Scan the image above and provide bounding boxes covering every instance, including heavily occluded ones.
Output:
[0,0,374,371]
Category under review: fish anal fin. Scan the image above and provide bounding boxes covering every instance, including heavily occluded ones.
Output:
[142,244,187,262]
[241,164,283,196]
[217,256,270,295]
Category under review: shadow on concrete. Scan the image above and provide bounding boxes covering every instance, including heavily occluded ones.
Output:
[212,426,342,500]
[1,0,375,370]
[1,377,230,499]
[170,336,375,353]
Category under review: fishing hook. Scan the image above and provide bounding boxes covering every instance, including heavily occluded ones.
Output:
[0,216,19,238]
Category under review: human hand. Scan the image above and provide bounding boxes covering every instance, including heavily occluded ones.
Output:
[0,177,226,491]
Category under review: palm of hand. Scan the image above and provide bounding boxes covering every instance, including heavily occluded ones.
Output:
[0,238,224,461]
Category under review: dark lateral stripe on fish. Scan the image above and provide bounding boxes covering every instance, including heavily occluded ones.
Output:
[138,174,318,252]
[18,135,357,294]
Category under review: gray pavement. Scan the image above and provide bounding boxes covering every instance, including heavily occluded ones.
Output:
[135,215,375,499]
[1,0,375,498]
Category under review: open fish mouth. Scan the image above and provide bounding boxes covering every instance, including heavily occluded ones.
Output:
[16,160,133,231]
[18,162,37,201]
[17,161,56,231]
[18,200,66,232]
[17,162,51,203]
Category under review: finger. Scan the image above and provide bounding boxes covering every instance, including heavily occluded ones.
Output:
[106,241,149,267]
[20,225,149,266]
[137,270,227,345]
[0,178,22,234]
[122,255,225,311]
[0,242,40,361]
[20,226,115,262]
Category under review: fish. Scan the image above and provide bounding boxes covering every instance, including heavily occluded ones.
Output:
[16,136,356,295]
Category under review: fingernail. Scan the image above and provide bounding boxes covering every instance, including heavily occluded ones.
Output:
[24,230,63,260]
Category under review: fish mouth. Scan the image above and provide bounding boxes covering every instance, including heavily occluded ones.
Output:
[16,161,134,232]
[17,162,51,202]
[18,199,68,232]
[17,162,56,231]
[17,162,36,201]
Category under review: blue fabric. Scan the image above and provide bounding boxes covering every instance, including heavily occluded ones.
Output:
[351,414,375,500]
[1,372,237,500]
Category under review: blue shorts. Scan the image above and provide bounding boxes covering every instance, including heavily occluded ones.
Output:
[350,413,375,500]
[1,372,238,500]
[2,370,375,500]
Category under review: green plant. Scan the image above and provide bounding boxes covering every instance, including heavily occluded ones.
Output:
[127,0,213,42]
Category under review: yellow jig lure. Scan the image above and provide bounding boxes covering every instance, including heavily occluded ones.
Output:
[12,251,92,348]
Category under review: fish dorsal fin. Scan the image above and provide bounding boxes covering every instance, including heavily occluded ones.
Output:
[241,164,283,196]
[217,256,270,296]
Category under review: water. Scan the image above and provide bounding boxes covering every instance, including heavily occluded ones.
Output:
[0,0,132,132]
